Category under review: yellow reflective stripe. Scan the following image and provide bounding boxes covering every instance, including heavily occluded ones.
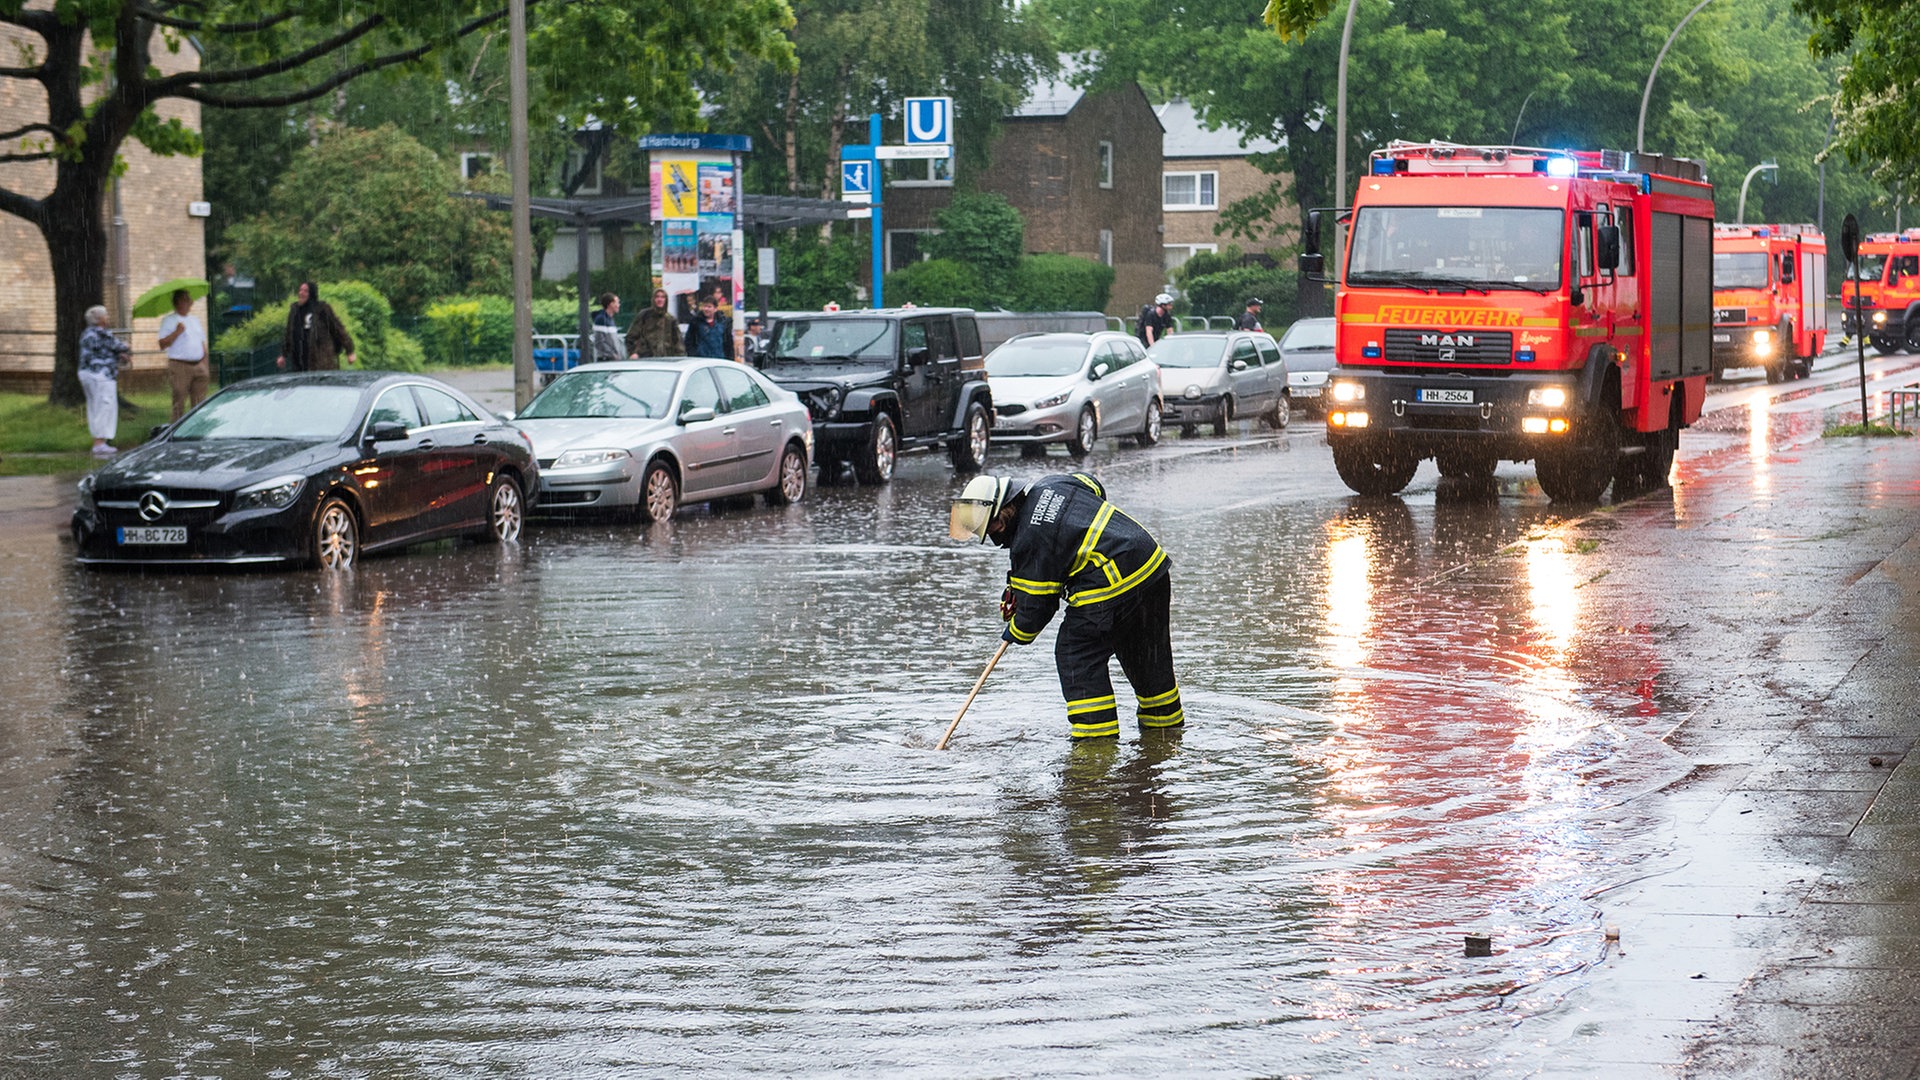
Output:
[1070,545,1166,606]
[1138,709,1185,728]
[1137,687,1181,708]
[1069,504,1114,577]
[1009,577,1062,596]
[1006,619,1039,643]
[1066,694,1117,715]
[1070,718,1121,738]
[1071,472,1103,493]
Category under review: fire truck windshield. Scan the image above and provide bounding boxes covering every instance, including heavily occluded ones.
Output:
[1854,253,1888,283]
[1346,206,1563,290]
[1712,252,1770,290]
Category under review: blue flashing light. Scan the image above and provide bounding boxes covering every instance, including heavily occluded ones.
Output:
[1361,344,1382,358]
[1545,156,1578,178]
[1371,159,1395,175]
[1515,349,1536,363]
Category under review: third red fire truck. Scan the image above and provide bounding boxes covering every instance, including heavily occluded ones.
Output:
[1300,142,1714,503]
[1841,228,1920,354]
[1710,224,1827,383]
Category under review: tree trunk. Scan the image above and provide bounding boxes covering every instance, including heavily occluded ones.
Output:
[43,164,117,408]
[783,70,800,195]
[822,62,852,202]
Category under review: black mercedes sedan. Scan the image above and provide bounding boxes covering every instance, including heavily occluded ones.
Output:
[72,372,539,569]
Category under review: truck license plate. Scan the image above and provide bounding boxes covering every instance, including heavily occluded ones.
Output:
[117,526,187,545]
[1712,333,1732,343]
[1416,388,1473,404]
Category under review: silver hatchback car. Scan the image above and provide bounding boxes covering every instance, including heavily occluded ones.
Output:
[986,332,1163,457]
[1150,330,1292,435]
[1278,317,1337,417]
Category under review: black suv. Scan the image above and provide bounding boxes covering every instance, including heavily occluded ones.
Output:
[758,308,993,483]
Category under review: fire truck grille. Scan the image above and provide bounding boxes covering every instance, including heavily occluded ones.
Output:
[1714,307,1747,325]
[1383,329,1513,365]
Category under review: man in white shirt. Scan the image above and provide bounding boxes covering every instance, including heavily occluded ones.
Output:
[158,288,209,421]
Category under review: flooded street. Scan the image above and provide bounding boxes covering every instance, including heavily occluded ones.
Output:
[3,354,1918,1076]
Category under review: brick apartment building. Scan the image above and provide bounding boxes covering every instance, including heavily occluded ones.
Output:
[1155,98,1289,277]
[0,21,206,394]
[882,67,1165,316]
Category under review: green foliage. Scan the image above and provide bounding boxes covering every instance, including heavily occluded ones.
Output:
[225,126,512,315]
[0,390,173,474]
[1004,254,1115,312]
[320,281,394,355]
[1823,422,1913,438]
[750,228,867,310]
[1174,249,1300,323]
[591,253,658,310]
[208,279,428,370]
[1793,0,1920,192]
[415,296,587,366]
[924,194,1026,285]
[381,328,428,373]
[884,259,991,309]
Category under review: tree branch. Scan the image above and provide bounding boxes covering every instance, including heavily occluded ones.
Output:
[177,6,514,109]
[133,5,300,34]
[0,65,46,80]
[0,122,59,143]
[152,15,390,92]
[0,151,54,168]
[0,5,59,37]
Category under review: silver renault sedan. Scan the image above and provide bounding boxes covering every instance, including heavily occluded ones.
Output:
[512,359,813,522]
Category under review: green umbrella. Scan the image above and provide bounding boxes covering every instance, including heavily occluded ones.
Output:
[130,277,209,319]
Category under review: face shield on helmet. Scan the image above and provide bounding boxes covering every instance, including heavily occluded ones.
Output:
[949,475,1012,543]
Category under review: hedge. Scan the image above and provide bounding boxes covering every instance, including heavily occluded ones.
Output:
[415,296,586,366]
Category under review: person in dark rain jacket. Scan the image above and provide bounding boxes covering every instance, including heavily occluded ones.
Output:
[949,472,1184,739]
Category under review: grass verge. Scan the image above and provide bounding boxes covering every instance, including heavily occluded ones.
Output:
[1822,421,1914,439]
[0,390,174,477]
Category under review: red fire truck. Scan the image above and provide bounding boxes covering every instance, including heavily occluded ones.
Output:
[1299,142,1714,503]
[1841,228,1920,354]
[1711,224,1827,383]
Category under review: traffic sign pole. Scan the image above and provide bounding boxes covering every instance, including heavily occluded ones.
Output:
[870,112,884,309]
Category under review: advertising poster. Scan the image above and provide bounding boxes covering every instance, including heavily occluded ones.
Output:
[698,163,736,215]
[642,134,750,331]
[658,160,698,219]
[663,220,698,274]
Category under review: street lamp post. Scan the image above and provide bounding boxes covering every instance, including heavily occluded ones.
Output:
[1334,0,1361,211]
[1638,0,1718,154]
[1737,160,1778,224]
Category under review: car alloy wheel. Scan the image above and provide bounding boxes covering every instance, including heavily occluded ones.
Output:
[487,476,523,543]
[1068,406,1097,459]
[640,458,679,522]
[314,497,358,570]
[855,413,897,484]
[1136,399,1161,447]
[769,443,808,505]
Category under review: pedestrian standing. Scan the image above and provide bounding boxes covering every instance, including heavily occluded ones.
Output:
[1234,297,1264,333]
[684,297,734,360]
[948,472,1185,740]
[157,288,209,420]
[743,315,767,366]
[275,281,355,371]
[78,304,131,457]
[591,292,622,361]
[1138,292,1175,347]
[625,287,685,358]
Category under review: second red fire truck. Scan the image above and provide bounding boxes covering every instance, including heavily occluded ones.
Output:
[1300,141,1715,503]
[1710,224,1827,383]
[1841,228,1920,354]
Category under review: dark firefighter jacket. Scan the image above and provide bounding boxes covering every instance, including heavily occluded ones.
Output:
[1003,473,1169,645]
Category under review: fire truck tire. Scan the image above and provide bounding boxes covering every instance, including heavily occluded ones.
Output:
[1537,409,1621,504]
[1871,334,1903,355]
[1906,318,1920,354]
[1331,441,1418,496]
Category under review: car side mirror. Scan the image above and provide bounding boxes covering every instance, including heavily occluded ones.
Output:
[907,347,931,367]
[1090,362,1109,381]
[364,420,409,443]
[1231,359,1248,372]
[149,424,170,441]
[679,405,717,425]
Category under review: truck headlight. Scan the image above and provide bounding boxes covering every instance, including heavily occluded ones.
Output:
[233,474,306,511]
[1873,311,1888,325]
[1331,381,1365,403]
[1752,329,1772,344]
[1526,386,1569,408]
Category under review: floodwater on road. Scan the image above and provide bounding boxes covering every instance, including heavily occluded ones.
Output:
[0,421,1767,1076]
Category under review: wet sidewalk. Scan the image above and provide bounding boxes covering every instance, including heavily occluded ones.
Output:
[1500,428,1920,1076]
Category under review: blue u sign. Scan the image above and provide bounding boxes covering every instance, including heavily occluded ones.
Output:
[904,97,953,146]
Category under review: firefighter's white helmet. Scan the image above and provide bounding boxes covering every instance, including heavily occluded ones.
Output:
[949,474,1015,542]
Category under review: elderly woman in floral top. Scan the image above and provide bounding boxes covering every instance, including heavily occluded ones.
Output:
[78,304,131,457]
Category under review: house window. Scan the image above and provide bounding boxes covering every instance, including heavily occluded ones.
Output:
[887,229,935,273]
[1099,229,1113,267]
[565,148,603,195]
[460,153,494,181]
[1163,171,1218,211]
[1098,141,1114,189]
[1163,243,1218,272]
[890,155,954,187]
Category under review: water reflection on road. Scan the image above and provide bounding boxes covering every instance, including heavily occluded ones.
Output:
[1,432,1702,1074]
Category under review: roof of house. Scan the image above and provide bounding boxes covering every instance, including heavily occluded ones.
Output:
[1008,56,1163,131]
[1156,99,1282,158]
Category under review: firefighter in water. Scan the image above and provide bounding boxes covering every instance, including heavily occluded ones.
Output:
[949,473,1184,739]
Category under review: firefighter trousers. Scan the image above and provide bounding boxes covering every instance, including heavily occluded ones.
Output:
[1054,570,1183,738]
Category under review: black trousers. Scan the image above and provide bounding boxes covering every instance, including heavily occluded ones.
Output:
[1054,571,1183,738]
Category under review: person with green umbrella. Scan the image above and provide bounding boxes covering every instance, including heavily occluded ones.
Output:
[157,288,209,420]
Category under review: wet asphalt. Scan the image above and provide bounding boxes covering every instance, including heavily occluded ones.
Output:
[2,352,1918,1077]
